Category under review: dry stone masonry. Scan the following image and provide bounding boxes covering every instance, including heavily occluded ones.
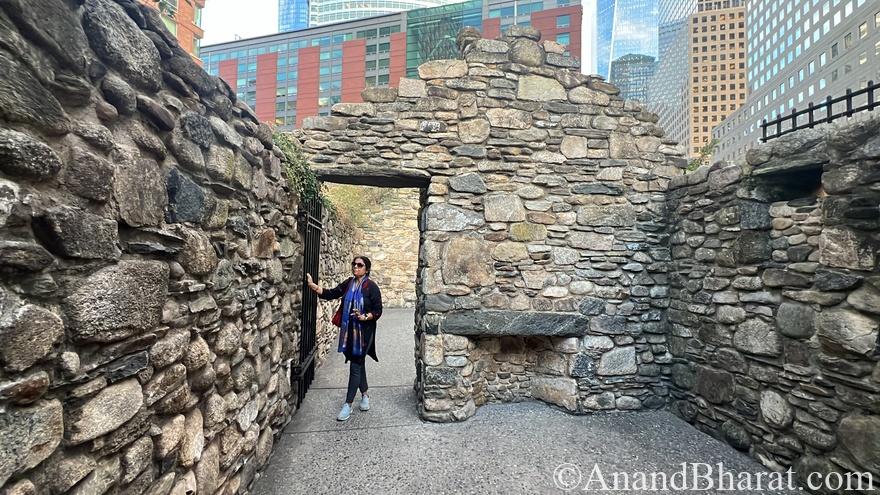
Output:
[1,0,878,492]
[295,26,688,422]
[315,211,358,366]
[0,0,310,493]
[667,117,880,490]
[352,187,420,308]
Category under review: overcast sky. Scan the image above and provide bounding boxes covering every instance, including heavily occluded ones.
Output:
[201,0,279,46]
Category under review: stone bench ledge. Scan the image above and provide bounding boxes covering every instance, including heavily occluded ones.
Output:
[433,310,589,336]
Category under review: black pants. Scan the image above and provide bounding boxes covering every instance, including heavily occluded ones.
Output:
[346,355,368,403]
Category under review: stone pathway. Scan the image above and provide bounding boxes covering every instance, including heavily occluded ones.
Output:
[251,309,798,495]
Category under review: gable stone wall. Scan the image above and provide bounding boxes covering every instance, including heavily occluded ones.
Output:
[294,27,688,421]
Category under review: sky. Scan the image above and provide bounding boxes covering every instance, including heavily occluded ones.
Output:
[201,0,279,46]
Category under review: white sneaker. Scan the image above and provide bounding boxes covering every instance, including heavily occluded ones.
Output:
[337,403,352,421]
[359,395,370,411]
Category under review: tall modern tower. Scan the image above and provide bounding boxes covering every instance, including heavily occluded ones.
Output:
[688,0,748,160]
[713,0,880,162]
[279,0,310,31]
[646,0,696,147]
[304,0,467,27]
[584,0,659,101]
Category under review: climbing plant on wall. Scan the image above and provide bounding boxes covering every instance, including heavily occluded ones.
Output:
[275,132,335,214]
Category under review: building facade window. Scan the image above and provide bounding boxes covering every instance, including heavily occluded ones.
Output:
[161,15,177,35]
[557,14,570,28]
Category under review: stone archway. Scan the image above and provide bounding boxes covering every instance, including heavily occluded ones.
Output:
[295,26,686,422]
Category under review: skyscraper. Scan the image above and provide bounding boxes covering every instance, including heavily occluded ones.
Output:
[657,0,695,54]
[610,53,656,101]
[714,0,880,162]
[647,0,696,148]
[688,0,747,160]
[647,20,690,146]
[584,0,658,102]
[279,0,310,31]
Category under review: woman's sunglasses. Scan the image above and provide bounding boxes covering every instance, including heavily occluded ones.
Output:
[351,262,365,268]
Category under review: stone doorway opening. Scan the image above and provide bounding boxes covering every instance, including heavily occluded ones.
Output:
[311,176,428,409]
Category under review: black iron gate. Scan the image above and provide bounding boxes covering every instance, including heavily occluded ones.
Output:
[294,196,322,407]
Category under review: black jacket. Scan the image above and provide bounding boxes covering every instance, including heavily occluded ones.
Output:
[319,276,383,362]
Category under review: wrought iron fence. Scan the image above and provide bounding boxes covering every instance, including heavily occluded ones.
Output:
[293,196,322,408]
[761,80,880,142]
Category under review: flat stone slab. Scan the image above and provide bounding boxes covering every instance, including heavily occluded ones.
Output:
[313,166,431,188]
[439,310,590,336]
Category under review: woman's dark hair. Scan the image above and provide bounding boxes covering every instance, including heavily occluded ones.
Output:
[352,255,371,275]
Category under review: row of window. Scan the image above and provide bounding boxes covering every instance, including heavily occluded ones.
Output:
[365,58,391,70]
[311,0,424,14]
[694,83,747,91]
[748,0,871,92]
[488,1,544,18]
[693,93,746,103]
[693,42,746,54]
[203,25,402,64]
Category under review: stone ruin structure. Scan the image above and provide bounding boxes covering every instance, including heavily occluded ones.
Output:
[295,26,685,421]
[297,24,880,491]
[0,0,878,493]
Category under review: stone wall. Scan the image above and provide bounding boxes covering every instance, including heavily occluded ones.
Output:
[0,1,305,493]
[296,26,687,421]
[353,187,420,308]
[315,210,357,366]
[666,117,880,489]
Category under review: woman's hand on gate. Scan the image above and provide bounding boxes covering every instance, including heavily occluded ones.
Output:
[306,273,321,294]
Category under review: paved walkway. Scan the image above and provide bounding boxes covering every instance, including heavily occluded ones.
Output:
[252,309,797,495]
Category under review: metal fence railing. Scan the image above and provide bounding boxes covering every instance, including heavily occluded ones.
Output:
[761,80,880,142]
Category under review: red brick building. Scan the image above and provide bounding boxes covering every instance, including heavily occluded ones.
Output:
[201,0,581,129]
[139,0,206,62]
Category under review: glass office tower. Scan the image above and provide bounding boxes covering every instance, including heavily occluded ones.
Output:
[307,0,467,27]
[405,0,483,76]
[646,0,696,145]
[586,0,658,101]
[280,0,310,31]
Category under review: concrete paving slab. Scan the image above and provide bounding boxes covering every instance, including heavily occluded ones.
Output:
[285,386,420,434]
[254,405,798,495]
[312,308,417,390]
[252,309,799,495]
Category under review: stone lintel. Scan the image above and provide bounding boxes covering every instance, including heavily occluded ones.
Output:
[752,159,826,177]
[439,310,589,336]
[314,166,431,188]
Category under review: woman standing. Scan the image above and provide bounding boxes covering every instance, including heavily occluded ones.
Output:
[306,256,383,421]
